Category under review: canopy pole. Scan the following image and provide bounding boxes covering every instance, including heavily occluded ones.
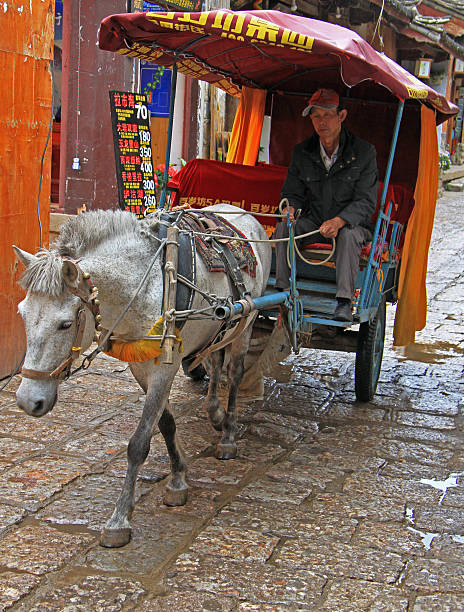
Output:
[379,100,405,209]
[358,99,404,313]
[159,60,178,209]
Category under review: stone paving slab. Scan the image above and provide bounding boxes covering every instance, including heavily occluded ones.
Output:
[139,591,236,611]
[37,473,152,531]
[273,539,404,583]
[0,456,91,511]
[0,573,41,611]
[404,557,464,593]
[165,554,327,607]
[322,578,409,611]
[1,525,93,575]
[311,490,406,521]
[188,526,279,562]
[85,510,198,575]
[0,412,79,443]
[412,593,464,611]
[209,499,357,541]
[0,192,463,609]
[342,472,444,506]
[21,575,146,612]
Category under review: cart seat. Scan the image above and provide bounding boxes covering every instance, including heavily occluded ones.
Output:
[168,159,415,267]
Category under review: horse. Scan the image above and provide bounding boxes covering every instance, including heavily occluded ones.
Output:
[13,205,271,547]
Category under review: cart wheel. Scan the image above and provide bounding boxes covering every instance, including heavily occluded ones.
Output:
[355,296,386,402]
[182,358,207,381]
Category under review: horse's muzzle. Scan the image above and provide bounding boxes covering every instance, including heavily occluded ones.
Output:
[16,383,57,417]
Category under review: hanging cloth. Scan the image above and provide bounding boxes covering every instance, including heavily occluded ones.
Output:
[226,86,266,166]
[393,105,439,346]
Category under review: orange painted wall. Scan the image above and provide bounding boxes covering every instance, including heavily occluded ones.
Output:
[0,1,54,378]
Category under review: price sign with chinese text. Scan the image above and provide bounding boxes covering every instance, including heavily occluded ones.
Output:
[109,91,157,217]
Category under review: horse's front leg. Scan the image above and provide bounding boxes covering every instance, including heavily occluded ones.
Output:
[100,363,178,548]
[216,321,254,460]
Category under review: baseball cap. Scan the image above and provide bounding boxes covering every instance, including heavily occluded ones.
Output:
[302,89,340,117]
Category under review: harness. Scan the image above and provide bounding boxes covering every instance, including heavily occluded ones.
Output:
[20,210,256,381]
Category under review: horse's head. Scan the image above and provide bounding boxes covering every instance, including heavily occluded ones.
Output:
[13,246,96,417]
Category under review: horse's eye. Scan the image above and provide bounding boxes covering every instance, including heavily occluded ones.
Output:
[59,321,73,330]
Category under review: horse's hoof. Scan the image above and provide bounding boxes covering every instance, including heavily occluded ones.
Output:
[163,484,188,507]
[216,443,237,460]
[99,527,132,548]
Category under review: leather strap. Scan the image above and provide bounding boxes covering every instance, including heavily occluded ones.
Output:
[211,240,248,300]
[187,315,249,372]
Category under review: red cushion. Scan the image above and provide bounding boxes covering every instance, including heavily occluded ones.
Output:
[169,160,415,240]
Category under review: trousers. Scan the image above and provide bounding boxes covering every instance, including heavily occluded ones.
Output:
[273,217,372,300]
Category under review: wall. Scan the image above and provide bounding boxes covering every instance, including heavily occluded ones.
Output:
[61,1,136,214]
[0,0,54,378]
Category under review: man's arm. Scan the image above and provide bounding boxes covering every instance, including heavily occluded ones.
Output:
[338,143,378,228]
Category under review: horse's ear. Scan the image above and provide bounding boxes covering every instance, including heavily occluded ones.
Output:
[12,245,38,268]
[62,260,79,288]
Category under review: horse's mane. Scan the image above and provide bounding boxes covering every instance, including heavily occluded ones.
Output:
[19,250,67,297]
[20,210,156,296]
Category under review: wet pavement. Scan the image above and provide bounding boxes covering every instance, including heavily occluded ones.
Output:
[1,191,463,611]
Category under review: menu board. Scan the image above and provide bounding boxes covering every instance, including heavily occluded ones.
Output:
[109,91,156,218]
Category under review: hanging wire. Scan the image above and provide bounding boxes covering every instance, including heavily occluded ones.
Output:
[371,0,385,51]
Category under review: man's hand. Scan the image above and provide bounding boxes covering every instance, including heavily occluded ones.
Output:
[320,216,346,238]
[281,205,295,221]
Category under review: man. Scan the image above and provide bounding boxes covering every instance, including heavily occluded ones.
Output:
[274,88,378,322]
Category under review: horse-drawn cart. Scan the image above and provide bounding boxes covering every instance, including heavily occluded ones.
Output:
[98,8,457,401]
[10,9,458,549]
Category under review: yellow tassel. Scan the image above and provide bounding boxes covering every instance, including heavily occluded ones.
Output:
[103,316,183,363]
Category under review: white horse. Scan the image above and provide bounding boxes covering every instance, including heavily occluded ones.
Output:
[13,205,271,547]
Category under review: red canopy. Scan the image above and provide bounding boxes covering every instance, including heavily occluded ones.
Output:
[99,9,457,123]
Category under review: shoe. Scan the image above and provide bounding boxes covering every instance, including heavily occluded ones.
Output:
[333,301,353,322]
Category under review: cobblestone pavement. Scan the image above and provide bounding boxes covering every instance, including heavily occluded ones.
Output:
[1,192,463,611]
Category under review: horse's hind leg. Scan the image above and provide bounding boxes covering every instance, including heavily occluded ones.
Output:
[216,321,254,460]
[159,404,188,507]
[205,348,226,431]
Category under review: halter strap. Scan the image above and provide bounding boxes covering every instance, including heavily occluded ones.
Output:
[20,262,100,381]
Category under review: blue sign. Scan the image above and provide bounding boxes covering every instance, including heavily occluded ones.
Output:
[55,0,63,41]
[140,62,172,118]
[142,1,163,10]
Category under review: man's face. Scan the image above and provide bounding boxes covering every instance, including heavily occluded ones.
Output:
[310,107,347,142]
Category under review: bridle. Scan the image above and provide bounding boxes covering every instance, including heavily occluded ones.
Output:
[20,262,102,381]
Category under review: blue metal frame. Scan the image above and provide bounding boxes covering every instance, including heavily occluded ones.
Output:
[358,100,404,315]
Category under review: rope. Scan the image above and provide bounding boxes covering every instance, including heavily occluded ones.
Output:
[179,207,287,218]
[293,232,336,266]
[187,228,322,244]
[69,237,168,376]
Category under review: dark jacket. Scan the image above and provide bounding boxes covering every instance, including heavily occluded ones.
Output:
[281,128,378,231]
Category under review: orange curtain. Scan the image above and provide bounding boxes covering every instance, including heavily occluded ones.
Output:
[226,86,266,166]
[393,106,439,346]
